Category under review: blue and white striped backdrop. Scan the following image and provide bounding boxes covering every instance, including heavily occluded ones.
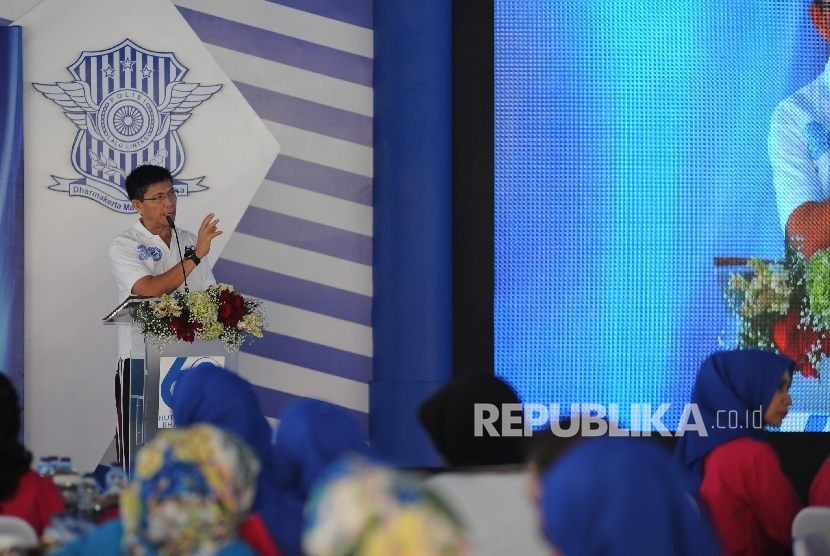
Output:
[173,0,373,434]
[1,0,372,435]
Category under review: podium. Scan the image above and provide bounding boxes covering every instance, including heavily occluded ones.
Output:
[104,298,238,471]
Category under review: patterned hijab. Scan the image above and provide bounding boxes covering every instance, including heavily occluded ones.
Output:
[303,456,469,556]
[171,364,304,556]
[120,424,260,556]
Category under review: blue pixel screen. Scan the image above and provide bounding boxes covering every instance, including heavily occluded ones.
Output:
[495,1,830,431]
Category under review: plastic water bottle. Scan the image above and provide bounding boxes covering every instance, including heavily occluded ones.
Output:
[37,457,54,476]
[42,456,59,477]
[77,474,101,522]
[104,462,128,492]
[56,457,76,474]
[53,457,81,516]
[100,462,127,516]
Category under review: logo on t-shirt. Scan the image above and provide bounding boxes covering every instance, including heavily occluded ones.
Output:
[137,245,162,262]
[805,121,830,161]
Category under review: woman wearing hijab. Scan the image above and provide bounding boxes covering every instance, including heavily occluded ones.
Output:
[54,424,260,556]
[540,437,722,556]
[271,398,374,554]
[810,456,830,506]
[0,372,64,535]
[273,399,373,501]
[303,455,469,556]
[673,349,802,556]
[172,364,295,556]
[172,365,372,556]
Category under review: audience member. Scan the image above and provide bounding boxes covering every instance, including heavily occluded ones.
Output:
[271,399,374,556]
[809,454,830,506]
[53,424,260,556]
[419,375,527,467]
[171,364,289,556]
[541,437,722,556]
[172,365,371,556]
[424,468,550,556]
[303,455,469,556]
[0,373,63,535]
[674,349,801,556]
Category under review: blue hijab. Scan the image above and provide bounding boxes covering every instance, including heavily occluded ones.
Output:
[541,438,723,556]
[273,399,374,502]
[266,399,373,556]
[673,349,794,492]
[171,364,304,556]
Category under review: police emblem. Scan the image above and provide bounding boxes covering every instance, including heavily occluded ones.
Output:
[33,39,221,213]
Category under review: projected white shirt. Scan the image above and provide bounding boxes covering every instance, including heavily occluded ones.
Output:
[108,221,216,359]
[769,60,830,231]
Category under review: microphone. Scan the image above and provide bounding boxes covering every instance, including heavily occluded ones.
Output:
[167,215,189,294]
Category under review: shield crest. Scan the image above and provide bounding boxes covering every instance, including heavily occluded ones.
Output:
[34,39,221,213]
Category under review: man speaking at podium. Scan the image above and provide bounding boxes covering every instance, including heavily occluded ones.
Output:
[107,164,222,465]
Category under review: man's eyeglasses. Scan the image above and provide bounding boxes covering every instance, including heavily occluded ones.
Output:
[141,189,177,203]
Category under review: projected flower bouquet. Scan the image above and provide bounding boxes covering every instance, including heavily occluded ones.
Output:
[132,284,267,353]
[726,244,830,378]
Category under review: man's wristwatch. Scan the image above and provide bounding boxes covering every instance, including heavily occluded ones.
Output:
[184,247,201,266]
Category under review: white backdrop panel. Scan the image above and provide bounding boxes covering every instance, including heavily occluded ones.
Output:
[17,0,278,472]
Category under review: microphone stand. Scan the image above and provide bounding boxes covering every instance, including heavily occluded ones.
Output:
[166,216,189,294]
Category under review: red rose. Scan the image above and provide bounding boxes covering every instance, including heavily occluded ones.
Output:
[218,302,233,320]
[215,292,246,328]
[169,315,202,342]
[181,319,202,343]
[773,309,820,378]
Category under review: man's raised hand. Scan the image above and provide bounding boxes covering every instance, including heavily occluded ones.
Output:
[195,213,222,258]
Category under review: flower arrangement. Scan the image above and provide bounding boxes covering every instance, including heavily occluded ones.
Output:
[727,244,830,377]
[132,284,267,353]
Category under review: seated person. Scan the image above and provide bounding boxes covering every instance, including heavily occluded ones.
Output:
[171,364,288,556]
[303,455,469,556]
[53,424,261,556]
[173,364,372,556]
[270,398,374,556]
[0,373,63,535]
[809,454,830,506]
[424,467,550,556]
[419,375,527,467]
[674,350,802,555]
[541,437,722,556]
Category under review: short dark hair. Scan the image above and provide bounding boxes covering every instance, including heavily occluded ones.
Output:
[125,165,173,201]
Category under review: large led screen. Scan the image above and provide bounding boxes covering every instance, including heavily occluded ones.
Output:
[495,0,830,431]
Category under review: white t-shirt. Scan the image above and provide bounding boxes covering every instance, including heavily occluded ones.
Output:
[769,59,830,231]
[108,221,216,359]
[423,471,551,556]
